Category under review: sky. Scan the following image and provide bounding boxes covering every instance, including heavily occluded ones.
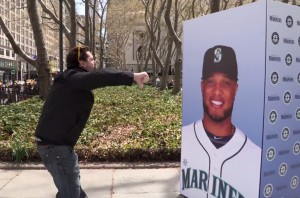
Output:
[75,0,85,15]
[75,0,108,15]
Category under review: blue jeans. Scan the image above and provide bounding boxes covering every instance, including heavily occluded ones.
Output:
[37,144,88,198]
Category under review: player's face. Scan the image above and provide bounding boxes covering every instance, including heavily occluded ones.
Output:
[79,51,95,72]
[201,72,238,123]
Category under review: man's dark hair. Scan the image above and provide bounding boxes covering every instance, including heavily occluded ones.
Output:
[66,45,90,69]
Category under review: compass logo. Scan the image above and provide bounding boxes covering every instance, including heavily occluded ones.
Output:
[182,159,188,166]
[296,108,300,120]
[285,54,292,66]
[264,184,273,197]
[271,72,279,85]
[279,163,288,176]
[283,91,291,104]
[266,147,276,161]
[269,110,277,124]
[271,32,279,45]
[290,176,299,189]
[293,141,300,155]
[286,16,293,28]
[281,127,289,141]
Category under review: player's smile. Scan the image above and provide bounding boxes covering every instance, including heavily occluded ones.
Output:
[211,99,223,107]
[209,98,225,117]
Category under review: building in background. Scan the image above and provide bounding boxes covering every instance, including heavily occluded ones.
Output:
[0,0,59,84]
[106,0,173,77]
[106,0,149,72]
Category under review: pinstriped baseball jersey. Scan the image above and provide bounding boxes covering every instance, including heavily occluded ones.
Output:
[180,120,261,198]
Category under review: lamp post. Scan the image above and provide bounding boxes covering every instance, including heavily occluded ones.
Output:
[95,42,100,69]
[104,42,109,68]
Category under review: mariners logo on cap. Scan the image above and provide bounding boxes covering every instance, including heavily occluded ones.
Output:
[202,45,238,81]
[214,48,222,63]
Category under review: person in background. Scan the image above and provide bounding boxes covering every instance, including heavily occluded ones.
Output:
[35,45,149,198]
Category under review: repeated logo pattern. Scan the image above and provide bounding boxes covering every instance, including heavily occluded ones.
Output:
[264,12,300,197]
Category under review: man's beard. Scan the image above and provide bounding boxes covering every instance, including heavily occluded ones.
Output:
[203,102,234,123]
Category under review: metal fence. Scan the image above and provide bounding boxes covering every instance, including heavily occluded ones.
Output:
[0,84,39,105]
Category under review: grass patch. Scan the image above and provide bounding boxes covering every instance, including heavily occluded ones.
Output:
[0,86,181,162]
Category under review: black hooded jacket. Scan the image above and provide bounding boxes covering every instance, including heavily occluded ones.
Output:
[35,68,133,147]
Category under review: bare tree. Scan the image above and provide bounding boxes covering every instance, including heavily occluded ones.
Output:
[106,0,144,70]
[68,0,77,48]
[0,18,35,66]
[94,0,110,70]
[164,0,182,94]
[27,0,51,99]
[38,0,71,42]
[0,1,51,99]
[142,0,175,90]
[84,0,91,46]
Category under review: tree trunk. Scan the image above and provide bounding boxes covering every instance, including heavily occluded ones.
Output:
[27,0,51,99]
[84,0,90,46]
[69,0,77,48]
[164,0,182,94]
[210,0,220,13]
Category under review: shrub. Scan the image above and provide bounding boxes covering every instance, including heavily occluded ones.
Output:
[0,86,182,162]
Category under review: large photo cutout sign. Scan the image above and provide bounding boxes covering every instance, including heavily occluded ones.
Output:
[181,0,300,197]
[181,44,262,198]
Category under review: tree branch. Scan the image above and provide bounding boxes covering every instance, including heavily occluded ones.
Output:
[0,16,35,66]
[38,0,71,40]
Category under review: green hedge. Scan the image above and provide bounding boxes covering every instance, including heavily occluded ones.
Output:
[0,86,182,162]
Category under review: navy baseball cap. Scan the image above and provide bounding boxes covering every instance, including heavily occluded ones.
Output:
[202,45,238,81]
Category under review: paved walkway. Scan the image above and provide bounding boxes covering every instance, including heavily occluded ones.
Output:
[0,162,182,198]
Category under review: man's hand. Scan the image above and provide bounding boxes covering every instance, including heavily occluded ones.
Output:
[133,72,149,88]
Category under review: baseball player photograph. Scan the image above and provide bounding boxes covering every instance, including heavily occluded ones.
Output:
[180,45,262,198]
